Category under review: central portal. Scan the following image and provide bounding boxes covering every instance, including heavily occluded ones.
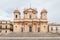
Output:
[29,26,32,32]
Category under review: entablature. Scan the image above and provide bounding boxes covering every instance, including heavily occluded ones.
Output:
[14,19,48,23]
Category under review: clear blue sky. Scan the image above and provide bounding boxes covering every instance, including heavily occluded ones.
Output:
[0,0,60,23]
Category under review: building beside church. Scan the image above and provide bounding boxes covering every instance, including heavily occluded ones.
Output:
[0,20,13,34]
[0,8,60,34]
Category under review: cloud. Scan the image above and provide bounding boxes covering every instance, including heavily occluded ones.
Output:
[0,0,60,23]
[0,9,11,20]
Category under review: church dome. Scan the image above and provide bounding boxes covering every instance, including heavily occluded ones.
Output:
[14,8,20,13]
[41,8,47,13]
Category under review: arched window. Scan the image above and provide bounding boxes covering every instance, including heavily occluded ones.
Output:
[29,15,31,19]
[21,28,23,32]
[29,26,32,32]
[51,27,53,31]
[6,26,7,29]
[0,25,2,29]
[16,15,17,18]
[56,27,58,31]
[38,28,40,32]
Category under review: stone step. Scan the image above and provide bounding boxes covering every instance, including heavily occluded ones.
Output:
[1,32,60,37]
[0,37,60,40]
[0,39,60,40]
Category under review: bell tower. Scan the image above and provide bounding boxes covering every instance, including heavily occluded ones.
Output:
[14,8,20,20]
[41,8,47,20]
[40,8,48,33]
[13,8,20,32]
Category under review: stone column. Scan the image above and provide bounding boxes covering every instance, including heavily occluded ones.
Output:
[33,23,37,32]
[25,23,27,32]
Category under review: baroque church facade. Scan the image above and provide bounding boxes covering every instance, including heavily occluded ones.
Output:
[14,8,48,33]
[0,7,60,34]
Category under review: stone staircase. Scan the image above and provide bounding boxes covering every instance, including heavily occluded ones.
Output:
[0,32,60,40]
[1,32,60,37]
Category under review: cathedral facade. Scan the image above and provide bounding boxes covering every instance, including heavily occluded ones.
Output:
[0,8,60,34]
[14,8,48,33]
